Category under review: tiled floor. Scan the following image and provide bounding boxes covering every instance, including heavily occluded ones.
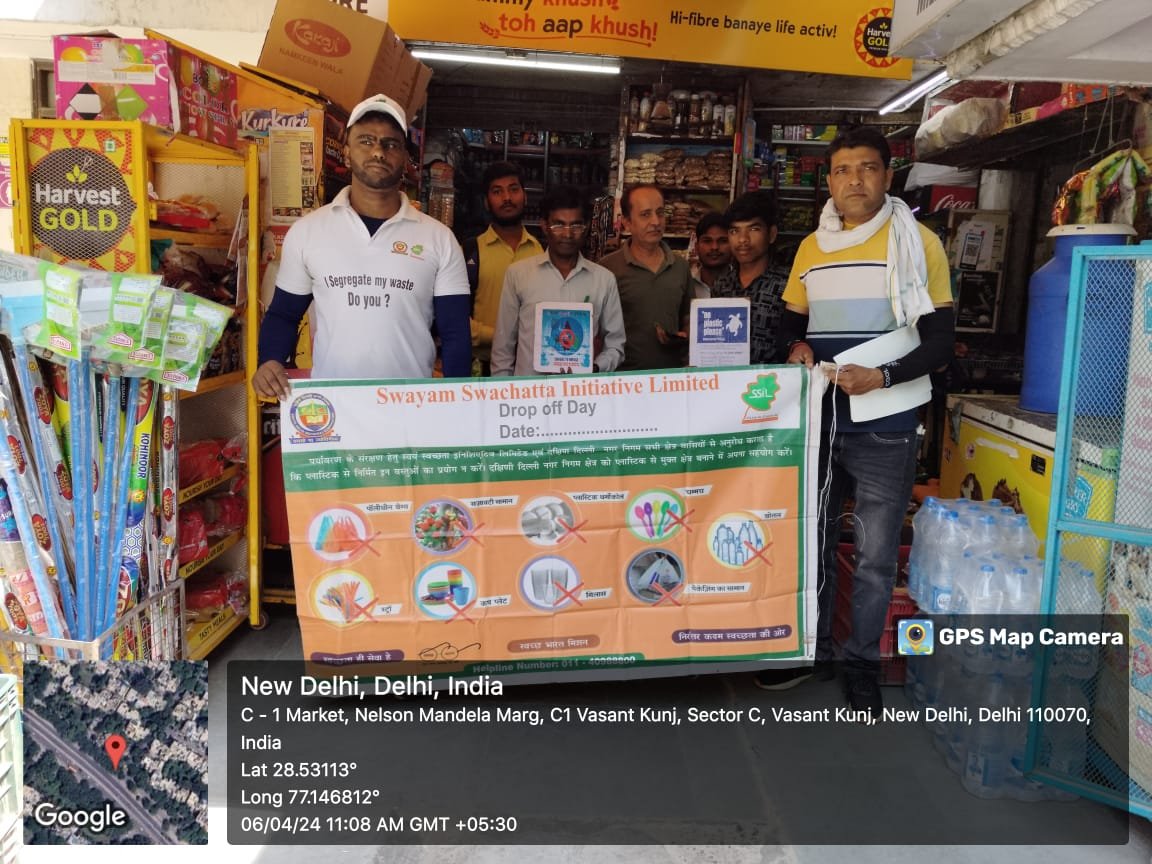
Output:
[197,606,1152,864]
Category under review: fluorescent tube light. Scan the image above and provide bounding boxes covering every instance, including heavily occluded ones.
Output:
[877,70,952,115]
[412,50,620,75]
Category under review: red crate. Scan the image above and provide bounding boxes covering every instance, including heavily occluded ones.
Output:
[832,543,918,685]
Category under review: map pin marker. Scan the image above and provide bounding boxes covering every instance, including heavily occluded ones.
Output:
[104,734,126,770]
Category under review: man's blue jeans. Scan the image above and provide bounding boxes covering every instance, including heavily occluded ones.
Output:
[814,429,917,676]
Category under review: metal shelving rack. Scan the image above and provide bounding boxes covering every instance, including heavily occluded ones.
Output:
[9,119,263,657]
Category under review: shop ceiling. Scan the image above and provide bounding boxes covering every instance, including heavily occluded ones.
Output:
[893,0,1152,84]
[419,48,939,132]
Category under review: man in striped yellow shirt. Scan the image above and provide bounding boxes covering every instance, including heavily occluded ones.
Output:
[756,127,955,718]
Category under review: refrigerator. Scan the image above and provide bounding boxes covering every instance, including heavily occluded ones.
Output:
[939,395,1118,580]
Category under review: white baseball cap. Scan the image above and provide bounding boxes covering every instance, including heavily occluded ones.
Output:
[347,94,407,132]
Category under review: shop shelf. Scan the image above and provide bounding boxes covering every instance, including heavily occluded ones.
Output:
[770,139,830,147]
[550,146,609,156]
[187,605,240,660]
[179,370,245,399]
[656,186,729,193]
[775,185,817,192]
[629,134,734,146]
[507,145,546,156]
[178,528,244,581]
[262,586,298,605]
[178,464,241,505]
[149,227,234,248]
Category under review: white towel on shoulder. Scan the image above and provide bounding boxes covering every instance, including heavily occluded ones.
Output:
[815,195,936,327]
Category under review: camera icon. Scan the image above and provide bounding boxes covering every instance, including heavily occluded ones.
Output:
[897,619,934,656]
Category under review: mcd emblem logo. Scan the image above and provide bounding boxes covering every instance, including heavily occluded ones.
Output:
[284,18,351,57]
[33,387,52,424]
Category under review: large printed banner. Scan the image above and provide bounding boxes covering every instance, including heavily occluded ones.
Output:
[387,1,912,80]
[282,367,823,678]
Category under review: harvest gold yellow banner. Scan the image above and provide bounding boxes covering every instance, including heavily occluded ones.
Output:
[387,0,912,79]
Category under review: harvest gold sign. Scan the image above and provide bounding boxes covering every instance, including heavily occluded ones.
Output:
[29,146,136,262]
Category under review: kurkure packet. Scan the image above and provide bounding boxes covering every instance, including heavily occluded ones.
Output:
[100,274,161,363]
[128,286,175,369]
[39,263,83,360]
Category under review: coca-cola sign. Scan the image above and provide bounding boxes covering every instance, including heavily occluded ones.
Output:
[934,194,975,211]
[927,185,977,213]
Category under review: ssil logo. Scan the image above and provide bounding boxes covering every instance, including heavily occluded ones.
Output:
[289,393,340,444]
[740,373,780,424]
[285,18,352,58]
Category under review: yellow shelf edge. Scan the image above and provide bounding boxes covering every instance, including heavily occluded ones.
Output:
[178,464,240,506]
[179,370,245,400]
[149,227,233,248]
[178,529,243,581]
[261,587,297,605]
[187,606,240,659]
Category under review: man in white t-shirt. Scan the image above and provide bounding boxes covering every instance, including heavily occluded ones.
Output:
[253,94,470,399]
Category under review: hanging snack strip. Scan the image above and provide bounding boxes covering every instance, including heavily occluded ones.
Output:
[0,349,67,642]
[0,255,78,637]
[156,386,179,588]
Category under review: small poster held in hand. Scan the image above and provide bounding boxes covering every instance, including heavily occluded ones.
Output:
[689,298,750,367]
[533,302,594,374]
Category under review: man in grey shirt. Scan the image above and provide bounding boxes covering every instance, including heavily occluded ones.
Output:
[599,184,694,371]
[491,186,626,376]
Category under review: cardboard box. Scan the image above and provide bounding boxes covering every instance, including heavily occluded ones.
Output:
[168,45,239,148]
[54,34,239,147]
[54,36,175,126]
[258,0,431,118]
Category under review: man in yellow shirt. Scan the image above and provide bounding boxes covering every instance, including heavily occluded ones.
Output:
[466,161,543,374]
[756,127,955,718]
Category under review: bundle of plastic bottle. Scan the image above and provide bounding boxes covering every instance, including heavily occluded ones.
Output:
[908,498,1042,616]
[905,497,1085,800]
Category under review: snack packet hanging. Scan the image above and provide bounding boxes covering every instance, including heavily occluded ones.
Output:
[127,286,175,369]
[101,274,161,363]
[39,263,83,360]
[158,312,208,392]
[185,294,233,356]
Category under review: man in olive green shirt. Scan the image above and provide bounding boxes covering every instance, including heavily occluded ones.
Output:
[599,184,694,371]
[467,161,543,373]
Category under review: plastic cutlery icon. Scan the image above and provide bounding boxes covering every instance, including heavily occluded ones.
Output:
[634,504,654,538]
[656,501,671,537]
